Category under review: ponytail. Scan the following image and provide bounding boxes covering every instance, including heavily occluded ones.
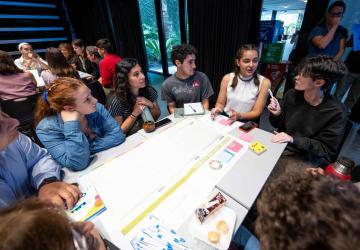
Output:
[34,77,83,126]
[34,93,56,126]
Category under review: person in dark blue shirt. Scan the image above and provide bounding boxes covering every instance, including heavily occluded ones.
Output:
[307,1,347,60]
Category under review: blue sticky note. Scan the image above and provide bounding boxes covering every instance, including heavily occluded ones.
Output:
[216,150,235,163]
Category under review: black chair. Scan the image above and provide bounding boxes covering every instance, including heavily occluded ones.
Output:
[333,119,354,161]
[86,80,106,105]
[0,94,42,145]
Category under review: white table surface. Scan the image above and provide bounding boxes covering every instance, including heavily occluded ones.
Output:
[63,115,286,249]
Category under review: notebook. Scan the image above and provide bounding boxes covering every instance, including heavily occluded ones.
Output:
[184,102,205,116]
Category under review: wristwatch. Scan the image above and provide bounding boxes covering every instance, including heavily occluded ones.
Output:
[38,176,59,190]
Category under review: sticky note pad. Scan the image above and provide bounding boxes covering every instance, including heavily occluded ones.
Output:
[227,141,243,153]
[219,118,233,126]
[249,141,267,155]
[239,132,253,142]
[216,150,235,163]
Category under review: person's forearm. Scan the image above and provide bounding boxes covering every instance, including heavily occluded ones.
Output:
[316,26,337,49]
[121,115,138,134]
[334,48,345,60]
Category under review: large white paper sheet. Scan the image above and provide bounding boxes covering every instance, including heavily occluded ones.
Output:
[80,118,249,246]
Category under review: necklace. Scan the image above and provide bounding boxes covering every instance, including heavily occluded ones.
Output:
[238,74,254,82]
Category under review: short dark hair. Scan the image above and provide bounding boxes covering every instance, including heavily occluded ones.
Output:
[171,43,197,65]
[255,169,360,250]
[296,55,347,90]
[327,0,346,13]
[0,50,23,75]
[96,38,113,54]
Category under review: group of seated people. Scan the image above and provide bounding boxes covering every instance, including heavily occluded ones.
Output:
[0,36,356,249]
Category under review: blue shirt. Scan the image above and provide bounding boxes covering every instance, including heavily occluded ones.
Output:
[307,24,347,57]
[36,103,125,171]
[0,133,62,208]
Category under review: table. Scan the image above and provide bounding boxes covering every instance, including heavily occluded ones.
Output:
[64,115,286,249]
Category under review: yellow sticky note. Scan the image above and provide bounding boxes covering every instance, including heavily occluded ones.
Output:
[249,141,267,155]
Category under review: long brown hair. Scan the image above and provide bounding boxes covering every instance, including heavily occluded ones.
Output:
[0,198,74,250]
[35,77,83,126]
[45,47,79,78]
[231,44,260,89]
[0,50,23,75]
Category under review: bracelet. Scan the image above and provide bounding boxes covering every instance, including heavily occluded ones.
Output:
[130,113,137,119]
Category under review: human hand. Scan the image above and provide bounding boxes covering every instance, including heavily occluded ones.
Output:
[229,108,240,122]
[61,110,81,122]
[132,102,144,117]
[72,221,106,250]
[136,97,153,108]
[38,182,82,209]
[210,107,222,120]
[267,97,281,116]
[305,167,325,176]
[271,131,293,143]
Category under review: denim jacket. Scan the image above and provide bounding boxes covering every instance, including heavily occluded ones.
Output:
[36,103,125,171]
[0,133,61,208]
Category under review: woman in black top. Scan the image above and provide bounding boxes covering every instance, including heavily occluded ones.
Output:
[71,39,97,78]
[106,58,161,135]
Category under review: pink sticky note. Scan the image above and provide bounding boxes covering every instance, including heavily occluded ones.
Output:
[219,118,233,126]
[227,141,243,153]
[239,132,253,142]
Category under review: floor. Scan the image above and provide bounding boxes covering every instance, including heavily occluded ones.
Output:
[148,72,360,167]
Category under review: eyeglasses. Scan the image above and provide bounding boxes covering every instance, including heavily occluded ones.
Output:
[328,12,343,17]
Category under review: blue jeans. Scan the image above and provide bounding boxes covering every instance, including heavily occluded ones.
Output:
[233,226,260,250]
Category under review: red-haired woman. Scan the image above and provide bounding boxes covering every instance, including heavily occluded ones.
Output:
[35,77,125,171]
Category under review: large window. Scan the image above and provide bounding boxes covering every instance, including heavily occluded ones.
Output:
[138,0,163,73]
[138,0,186,75]
[161,0,181,74]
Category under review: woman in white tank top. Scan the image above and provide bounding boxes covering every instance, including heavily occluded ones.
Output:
[211,44,271,122]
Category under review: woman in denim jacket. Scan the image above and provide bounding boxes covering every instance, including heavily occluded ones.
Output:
[35,77,125,171]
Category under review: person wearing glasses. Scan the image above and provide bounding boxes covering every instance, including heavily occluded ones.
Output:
[307,1,347,60]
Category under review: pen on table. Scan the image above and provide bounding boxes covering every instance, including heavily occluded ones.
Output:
[189,104,196,113]
[268,89,274,99]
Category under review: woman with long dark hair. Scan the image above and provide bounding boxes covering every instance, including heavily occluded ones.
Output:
[211,44,270,122]
[72,39,97,77]
[106,58,160,135]
[40,47,79,85]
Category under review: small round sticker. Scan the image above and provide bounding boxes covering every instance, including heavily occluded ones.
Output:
[209,160,223,170]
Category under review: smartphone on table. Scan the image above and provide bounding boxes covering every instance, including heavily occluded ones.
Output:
[239,121,257,133]
[155,118,172,128]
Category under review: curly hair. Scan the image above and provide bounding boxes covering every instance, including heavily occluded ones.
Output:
[0,50,23,74]
[255,169,360,250]
[231,44,260,89]
[170,43,198,65]
[113,58,154,107]
[297,55,347,90]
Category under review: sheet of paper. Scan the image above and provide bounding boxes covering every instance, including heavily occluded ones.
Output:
[199,113,242,133]
[184,102,204,115]
[80,118,249,245]
[28,69,46,87]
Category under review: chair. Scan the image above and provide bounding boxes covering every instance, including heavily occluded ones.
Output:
[0,94,42,145]
[85,80,106,105]
[333,119,353,161]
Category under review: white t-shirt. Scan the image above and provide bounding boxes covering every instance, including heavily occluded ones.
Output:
[224,73,264,115]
